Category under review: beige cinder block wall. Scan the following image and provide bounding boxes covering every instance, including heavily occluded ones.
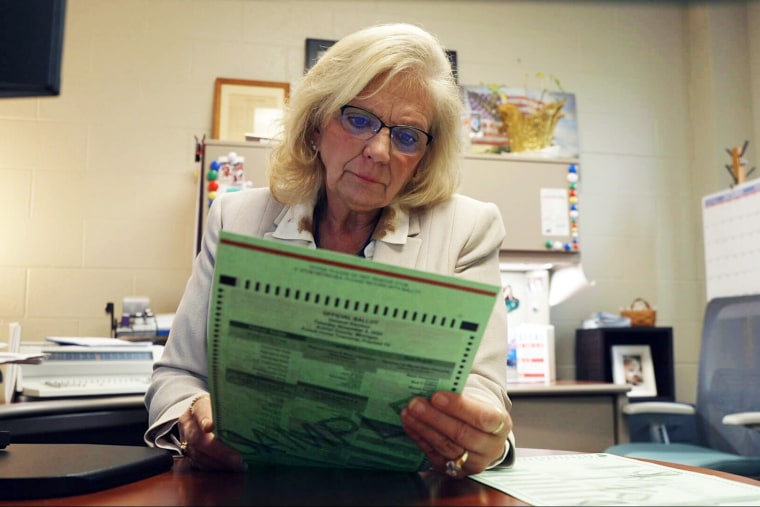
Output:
[1,0,758,404]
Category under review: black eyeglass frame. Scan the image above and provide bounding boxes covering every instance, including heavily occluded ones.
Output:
[339,105,433,152]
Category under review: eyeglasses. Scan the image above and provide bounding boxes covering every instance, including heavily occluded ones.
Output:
[339,105,433,155]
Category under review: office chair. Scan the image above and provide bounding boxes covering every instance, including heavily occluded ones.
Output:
[605,294,760,479]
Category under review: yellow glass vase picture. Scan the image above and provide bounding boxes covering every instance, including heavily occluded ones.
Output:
[462,85,579,158]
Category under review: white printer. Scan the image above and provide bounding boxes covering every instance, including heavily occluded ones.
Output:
[18,338,163,398]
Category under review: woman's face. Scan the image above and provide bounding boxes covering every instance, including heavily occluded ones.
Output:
[315,78,432,213]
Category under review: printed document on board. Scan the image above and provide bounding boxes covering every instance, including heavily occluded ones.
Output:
[208,231,500,471]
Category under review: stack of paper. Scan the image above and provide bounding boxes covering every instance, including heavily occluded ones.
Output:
[45,336,153,347]
[471,452,760,505]
[0,323,38,404]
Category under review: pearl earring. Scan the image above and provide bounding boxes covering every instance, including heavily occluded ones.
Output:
[310,141,318,152]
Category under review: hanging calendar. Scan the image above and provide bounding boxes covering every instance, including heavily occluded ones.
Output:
[702,178,760,301]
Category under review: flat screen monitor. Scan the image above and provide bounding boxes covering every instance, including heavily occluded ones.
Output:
[0,0,67,98]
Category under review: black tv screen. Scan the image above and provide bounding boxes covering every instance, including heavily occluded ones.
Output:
[0,0,67,98]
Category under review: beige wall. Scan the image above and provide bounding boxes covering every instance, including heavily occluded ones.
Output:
[0,0,758,404]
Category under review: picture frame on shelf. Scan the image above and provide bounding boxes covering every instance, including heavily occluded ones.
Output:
[611,344,657,397]
[212,78,290,142]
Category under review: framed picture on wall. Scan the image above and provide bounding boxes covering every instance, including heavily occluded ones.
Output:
[611,345,657,397]
[445,49,458,83]
[461,84,579,157]
[305,38,336,72]
[212,78,290,142]
[304,38,458,83]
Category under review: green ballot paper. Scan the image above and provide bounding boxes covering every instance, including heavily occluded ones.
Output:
[208,231,501,471]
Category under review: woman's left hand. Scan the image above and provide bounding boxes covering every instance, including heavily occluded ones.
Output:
[400,390,511,478]
[178,395,247,472]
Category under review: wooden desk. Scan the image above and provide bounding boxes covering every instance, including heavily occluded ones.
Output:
[0,383,628,452]
[508,381,630,452]
[3,448,757,506]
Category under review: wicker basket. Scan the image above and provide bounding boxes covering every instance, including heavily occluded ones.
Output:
[620,297,657,327]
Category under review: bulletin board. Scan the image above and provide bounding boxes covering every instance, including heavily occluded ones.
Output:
[702,178,760,301]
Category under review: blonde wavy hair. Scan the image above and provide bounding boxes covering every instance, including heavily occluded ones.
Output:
[268,23,462,210]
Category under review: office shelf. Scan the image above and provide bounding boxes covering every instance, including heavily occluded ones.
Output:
[575,327,675,403]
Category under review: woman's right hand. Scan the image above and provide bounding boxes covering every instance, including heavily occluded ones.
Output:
[177,395,247,471]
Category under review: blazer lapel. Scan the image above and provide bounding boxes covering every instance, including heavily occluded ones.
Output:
[372,237,422,269]
[372,210,421,269]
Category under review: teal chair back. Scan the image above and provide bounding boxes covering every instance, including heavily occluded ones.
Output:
[696,295,760,457]
[606,294,760,478]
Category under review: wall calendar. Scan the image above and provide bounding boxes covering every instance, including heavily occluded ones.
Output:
[702,178,760,301]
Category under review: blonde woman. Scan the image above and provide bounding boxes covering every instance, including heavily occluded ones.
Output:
[145,22,514,478]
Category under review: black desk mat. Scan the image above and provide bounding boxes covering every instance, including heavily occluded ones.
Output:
[0,443,173,500]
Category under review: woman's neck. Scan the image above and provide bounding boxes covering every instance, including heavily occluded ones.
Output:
[314,200,381,255]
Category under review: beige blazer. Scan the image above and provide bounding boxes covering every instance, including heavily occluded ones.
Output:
[144,188,514,464]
